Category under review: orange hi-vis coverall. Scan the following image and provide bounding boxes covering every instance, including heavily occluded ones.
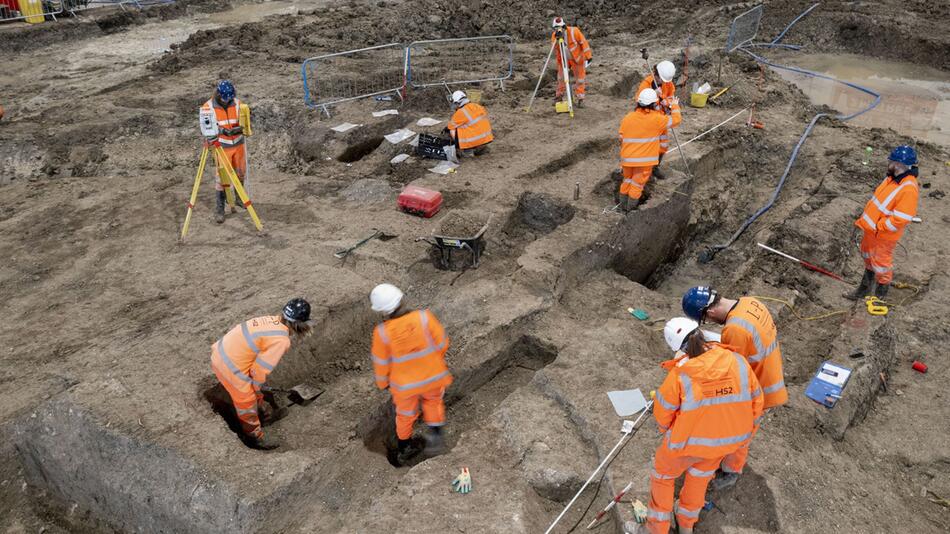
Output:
[210,315,290,439]
[618,102,681,200]
[371,309,453,440]
[638,74,680,155]
[718,297,787,475]
[552,26,592,100]
[649,344,764,534]
[854,169,919,285]
[448,102,494,150]
[200,97,246,192]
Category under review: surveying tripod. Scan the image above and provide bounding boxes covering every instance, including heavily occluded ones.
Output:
[525,27,575,117]
[180,139,263,241]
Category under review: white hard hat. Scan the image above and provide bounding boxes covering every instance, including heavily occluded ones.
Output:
[370,283,403,314]
[552,16,566,28]
[656,60,676,83]
[664,317,699,353]
[637,88,659,106]
[451,90,469,106]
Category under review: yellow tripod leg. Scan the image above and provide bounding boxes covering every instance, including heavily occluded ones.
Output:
[214,149,236,209]
[214,146,263,231]
[180,146,210,241]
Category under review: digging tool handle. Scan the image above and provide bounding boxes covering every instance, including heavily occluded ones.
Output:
[756,242,801,263]
[801,260,844,281]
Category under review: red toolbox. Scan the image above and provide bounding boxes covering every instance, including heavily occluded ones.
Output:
[398,185,443,218]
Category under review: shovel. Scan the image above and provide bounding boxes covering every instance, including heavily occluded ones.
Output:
[262,384,324,405]
[334,229,397,259]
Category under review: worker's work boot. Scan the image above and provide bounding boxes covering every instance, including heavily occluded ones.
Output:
[232,184,245,210]
[424,426,446,457]
[622,196,641,213]
[395,438,422,466]
[247,433,279,451]
[874,282,889,299]
[652,166,666,180]
[575,98,585,108]
[845,270,875,300]
[214,191,226,224]
[711,469,739,490]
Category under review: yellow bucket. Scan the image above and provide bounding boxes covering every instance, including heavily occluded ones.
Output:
[555,100,571,113]
[467,90,483,103]
[690,92,709,108]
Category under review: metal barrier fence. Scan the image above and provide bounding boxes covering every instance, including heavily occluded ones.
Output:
[0,0,62,24]
[301,43,408,113]
[724,4,764,52]
[406,35,514,89]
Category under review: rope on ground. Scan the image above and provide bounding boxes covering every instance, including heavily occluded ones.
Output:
[750,295,848,321]
[700,4,882,263]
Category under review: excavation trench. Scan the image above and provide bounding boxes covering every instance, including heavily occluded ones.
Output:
[357,334,558,462]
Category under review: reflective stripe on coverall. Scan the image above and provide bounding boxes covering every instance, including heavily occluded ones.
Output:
[618,103,681,200]
[200,97,246,191]
[551,26,592,99]
[447,103,494,150]
[649,344,764,533]
[637,75,679,154]
[371,309,453,440]
[854,171,919,284]
[718,297,786,474]
[210,315,290,438]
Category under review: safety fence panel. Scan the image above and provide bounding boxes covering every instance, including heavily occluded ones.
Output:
[301,43,408,110]
[724,4,764,52]
[407,35,514,89]
[1,0,62,24]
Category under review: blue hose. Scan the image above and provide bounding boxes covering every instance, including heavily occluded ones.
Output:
[700,5,882,262]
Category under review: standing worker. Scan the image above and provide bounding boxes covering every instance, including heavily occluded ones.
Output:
[369,283,453,466]
[631,317,763,534]
[446,90,494,158]
[210,298,314,450]
[637,60,679,179]
[199,80,251,224]
[681,286,787,489]
[617,88,681,212]
[849,145,920,299]
[551,17,592,107]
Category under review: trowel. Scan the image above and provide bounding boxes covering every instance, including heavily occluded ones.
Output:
[262,384,323,406]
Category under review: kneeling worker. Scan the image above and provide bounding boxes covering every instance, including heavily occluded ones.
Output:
[210,298,314,450]
[370,283,453,466]
[447,90,493,157]
[633,318,763,534]
[617,88,681,211]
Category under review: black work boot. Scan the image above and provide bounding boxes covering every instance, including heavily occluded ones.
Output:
[247,433,279,450]
[214,190,226,224]
[845,270,875,300]
[232,183,245,211]
[874,282,889,299]
[395,438,422,466]
[711,469,739,490]
[424,426,445,457]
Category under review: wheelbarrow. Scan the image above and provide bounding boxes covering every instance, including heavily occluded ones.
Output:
[417,214,492,270]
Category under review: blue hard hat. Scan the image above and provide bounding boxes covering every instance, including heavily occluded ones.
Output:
[217,80,236,102]
[888,145,917,166]
[682,286,716,322]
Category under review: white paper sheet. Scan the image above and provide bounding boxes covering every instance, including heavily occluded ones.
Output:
[373,109,399,117]
[384,129,416,144]
[607,389,648,417]
[428,161,459,174]
[331,122,360,133]
[390,153,410,164]
[818,362,851,387]
[416,117,443,127]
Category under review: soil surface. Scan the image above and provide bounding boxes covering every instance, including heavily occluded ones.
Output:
[1,1,949,533]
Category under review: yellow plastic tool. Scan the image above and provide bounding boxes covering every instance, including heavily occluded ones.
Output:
[239,103,252,136]
[22,0,45,23]
[865,296,888,316]
[690,92,709,108]
[555,100,571,113]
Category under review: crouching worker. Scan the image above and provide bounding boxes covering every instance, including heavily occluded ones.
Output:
[631,318,763,534]
[446,90,493,158]
[617,88,681,212]
[210,298,314,450]
[370,283,452,466]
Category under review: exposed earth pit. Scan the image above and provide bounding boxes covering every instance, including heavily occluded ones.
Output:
[2,1,949,533]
